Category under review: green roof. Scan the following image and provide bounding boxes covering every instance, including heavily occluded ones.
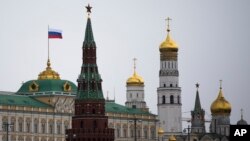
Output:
[16,79,77,95]
[83,17,96,47]
[0,94,51,108]
[105,101,154,115]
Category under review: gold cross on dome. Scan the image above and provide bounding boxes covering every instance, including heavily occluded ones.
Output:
[133,58,137,73]
[219,80,222,89]
[165,17,172,32]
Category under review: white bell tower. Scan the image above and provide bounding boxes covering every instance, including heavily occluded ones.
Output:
[157,17,182,135]
[125,58,148,112]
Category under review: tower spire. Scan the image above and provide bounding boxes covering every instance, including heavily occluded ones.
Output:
[194,83,202,111]
[83,4,95,46]
[76,4,103,99]
[66,4,114,141]
[191,83,205,133]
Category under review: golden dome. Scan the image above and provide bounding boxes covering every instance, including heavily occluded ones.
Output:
[157,127,164,135]
[126,72,144,86]
[160,33,178,49]
[168,135,176,141]
[160,17,178,49]
[126,58,144,86]
[210,87,231,115]
[38,59,60,80]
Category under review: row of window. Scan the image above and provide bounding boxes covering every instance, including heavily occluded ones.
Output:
[162,95,180,104]
[2,121,68,134]
[161,61,177,69]
[116,128,155,139]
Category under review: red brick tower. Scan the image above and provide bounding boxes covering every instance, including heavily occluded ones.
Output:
[66,4,114,141]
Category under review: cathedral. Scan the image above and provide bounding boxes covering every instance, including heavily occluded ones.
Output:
[0,4,248,141]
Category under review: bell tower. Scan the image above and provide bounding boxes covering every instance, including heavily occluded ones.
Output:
[66,4,114,141]
[157,17,182,135]
[125,58,148,111]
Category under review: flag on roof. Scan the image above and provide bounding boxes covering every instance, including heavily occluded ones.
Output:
[48,28,62,39]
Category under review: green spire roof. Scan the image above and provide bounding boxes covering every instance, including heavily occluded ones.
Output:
[83,18,96,46]
[76,14,104,100]
[194,89,202,111]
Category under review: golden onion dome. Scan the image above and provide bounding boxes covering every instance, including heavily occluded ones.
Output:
[157,127,164,135]
[210,86,231,115]
[160,17,178,49]
[38,59,60,80]
[168,135,176,141]
[160,33,178,49]
[126,58,144,86]
[126,72,144,86]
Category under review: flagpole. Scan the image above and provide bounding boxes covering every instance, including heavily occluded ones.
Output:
[48,25,50,60]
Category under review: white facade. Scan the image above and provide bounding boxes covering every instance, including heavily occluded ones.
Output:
[107,111,158,141]
[0,100,74,141]
[157,53,182,135]
[125,85,147,110]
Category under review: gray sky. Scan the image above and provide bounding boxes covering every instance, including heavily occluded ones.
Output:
[1,0,250,128]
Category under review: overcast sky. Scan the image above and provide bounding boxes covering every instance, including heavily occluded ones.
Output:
[1,0,250,129]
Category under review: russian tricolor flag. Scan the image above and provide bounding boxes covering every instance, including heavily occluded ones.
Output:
[48,28,62,39]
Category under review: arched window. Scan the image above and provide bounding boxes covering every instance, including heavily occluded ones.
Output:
[123,129,127,138]
[170,95,174,104]
[49,123,53,134]
[81,121,84,128]
[57,123,61,134]
[41,123,46,133]
[162,95,166,104]
[93,120,97,129]
[117,128,120,137]
[177,95,180,104]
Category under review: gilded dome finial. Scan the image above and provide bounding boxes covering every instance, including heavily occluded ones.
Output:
[166,17,172,33]
[219,80,222,89]
[47,59,51,69]
[133,58,137,74]
[38,59,60,80]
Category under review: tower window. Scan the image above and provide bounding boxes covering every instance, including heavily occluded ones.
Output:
[177,95,180,104]
[93,120,97,129]
[162,95,166,104]
[170,95,174,104]
[170,84,173,87]
[81,121,84,128]
[163,84,166,87]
